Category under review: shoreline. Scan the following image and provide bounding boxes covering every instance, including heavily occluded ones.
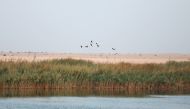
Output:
[0,52,190,64]
[1,83,190,97]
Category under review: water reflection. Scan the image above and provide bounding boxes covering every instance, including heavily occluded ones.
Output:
[0,88,189,97]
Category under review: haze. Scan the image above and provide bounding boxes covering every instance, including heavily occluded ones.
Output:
[0,0,190,53]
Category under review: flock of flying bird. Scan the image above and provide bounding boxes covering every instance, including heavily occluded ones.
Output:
[80,40,100,48]
[80,40,117,54]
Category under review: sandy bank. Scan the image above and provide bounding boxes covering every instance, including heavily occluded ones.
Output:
[0,52,190,64]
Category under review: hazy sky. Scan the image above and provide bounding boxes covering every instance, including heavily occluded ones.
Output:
[0,0,190,53]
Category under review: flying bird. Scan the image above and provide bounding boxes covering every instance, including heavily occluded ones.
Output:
[96,42,100,47]
[80,45,83,48]
[85,45,89,48]
[112,48,116,50]
[96,44,99,47]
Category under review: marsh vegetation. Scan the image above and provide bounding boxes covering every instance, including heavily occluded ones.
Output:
[0,59,190,93]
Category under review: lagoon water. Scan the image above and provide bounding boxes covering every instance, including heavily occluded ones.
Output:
[0,95,190,109]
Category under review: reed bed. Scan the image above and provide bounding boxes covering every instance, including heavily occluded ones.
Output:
[0,59,190,91]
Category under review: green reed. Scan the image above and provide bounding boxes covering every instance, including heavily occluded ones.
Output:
[0,59,190,87]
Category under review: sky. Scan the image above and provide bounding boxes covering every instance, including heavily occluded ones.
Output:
[0,0,190,53]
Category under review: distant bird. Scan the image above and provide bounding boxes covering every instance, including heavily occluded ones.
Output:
[90,40,94,47]
[96,44,99,47]
[96,42,99,47]
[112,48,116,50]
[80,45,83,48]
[85,45,88,48]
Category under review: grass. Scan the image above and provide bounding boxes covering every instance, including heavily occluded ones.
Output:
[0,59,190,90]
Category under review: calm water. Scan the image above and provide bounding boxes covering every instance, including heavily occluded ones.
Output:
[0,95,190,109]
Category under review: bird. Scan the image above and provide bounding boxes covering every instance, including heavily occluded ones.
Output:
[96,42,100,47]
[80,45,83,48]
[91,40,93,43]
[112,48,116,50]
[90,43,93,47]
[96,44,99,47]
[85,45,88,48]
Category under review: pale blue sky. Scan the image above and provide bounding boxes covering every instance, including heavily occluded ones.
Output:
[0,0,190,53]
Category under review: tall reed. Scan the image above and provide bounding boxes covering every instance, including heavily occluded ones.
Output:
[0,59,190,90]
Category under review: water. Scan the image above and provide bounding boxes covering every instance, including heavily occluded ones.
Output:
[0,95,190,109]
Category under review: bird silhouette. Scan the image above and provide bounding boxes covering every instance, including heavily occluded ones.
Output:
[112,48,116,50]
[90,43,93,47]
[80,45,83,48]
[96,42,100,47]
[85,45,88,48]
